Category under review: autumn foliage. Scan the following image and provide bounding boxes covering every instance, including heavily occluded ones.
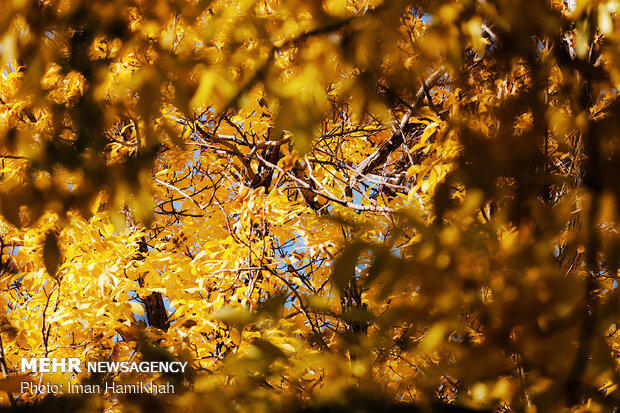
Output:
[1,0,620,411]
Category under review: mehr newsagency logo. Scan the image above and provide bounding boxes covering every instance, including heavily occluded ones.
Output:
[19,357,186,395]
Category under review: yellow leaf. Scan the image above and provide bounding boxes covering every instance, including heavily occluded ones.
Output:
[419,322,448,353]
[419,123,438,144]
[128,301,145,317]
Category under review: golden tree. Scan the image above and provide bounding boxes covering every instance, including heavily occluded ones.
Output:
[0,0,620,412]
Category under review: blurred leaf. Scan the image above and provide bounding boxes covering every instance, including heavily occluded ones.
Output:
[43,232,61,278]
[332,241,366,294]
[213,306,253,328]
[0,374,33,393]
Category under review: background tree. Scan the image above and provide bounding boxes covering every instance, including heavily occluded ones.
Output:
[0,0,620,412]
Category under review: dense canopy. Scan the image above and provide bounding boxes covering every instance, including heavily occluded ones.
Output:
[1,0,620,411]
